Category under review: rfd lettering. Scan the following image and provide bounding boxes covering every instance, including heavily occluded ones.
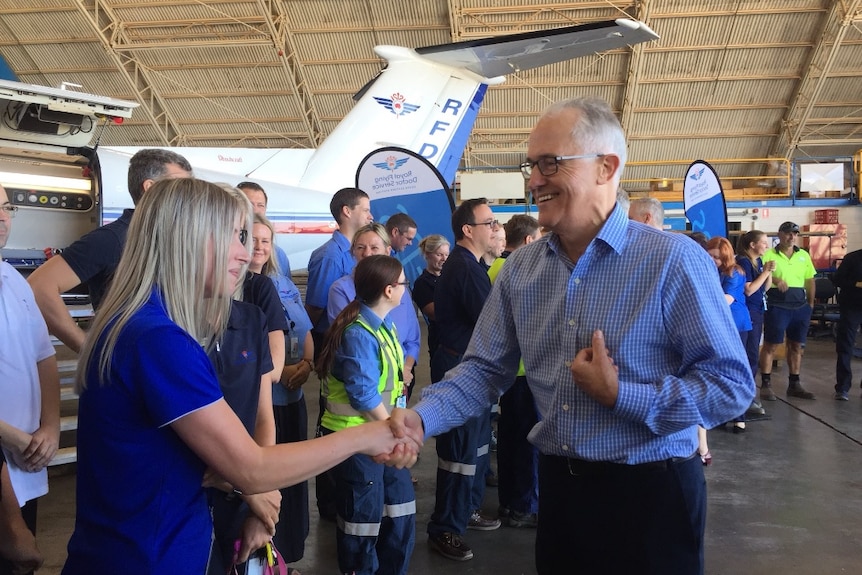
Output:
[418,98,462,160]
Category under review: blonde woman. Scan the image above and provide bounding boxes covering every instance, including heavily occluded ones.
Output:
[62,178,405,575]
[249,214,313,569]
[411,234,450,365]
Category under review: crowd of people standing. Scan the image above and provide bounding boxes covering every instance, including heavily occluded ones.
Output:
[1,94,860,575]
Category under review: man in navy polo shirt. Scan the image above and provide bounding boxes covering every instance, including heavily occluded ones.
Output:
[28,149,192,353]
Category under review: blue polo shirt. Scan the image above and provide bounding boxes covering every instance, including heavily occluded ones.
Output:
[64,290,223,574]
[306,231,355,334]
[208,300,273,434]
[275,245,292,281]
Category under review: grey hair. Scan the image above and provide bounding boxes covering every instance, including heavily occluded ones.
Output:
[418,234,450,256]
[543,96,627,185]
[629,197,665,227]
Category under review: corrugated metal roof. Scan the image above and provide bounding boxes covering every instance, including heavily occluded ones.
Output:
[1,0,860,176]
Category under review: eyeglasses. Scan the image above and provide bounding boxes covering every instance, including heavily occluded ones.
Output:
[467,219,498,228]
[392,281,410,287]
[520,154,605,179]
[0,204,19,218]
[239,228,248,244]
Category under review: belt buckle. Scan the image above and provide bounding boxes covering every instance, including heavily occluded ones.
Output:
[566,457,582,477]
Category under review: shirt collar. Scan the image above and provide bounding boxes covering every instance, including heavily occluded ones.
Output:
[333,230,351,251]
[544,201,629,260]
[358,303,387,331]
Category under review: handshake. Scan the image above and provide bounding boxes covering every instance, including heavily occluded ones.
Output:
[366,408,426,468]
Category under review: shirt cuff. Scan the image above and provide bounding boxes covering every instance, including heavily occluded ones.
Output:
[413,402,441,437]
[612,381,654,423]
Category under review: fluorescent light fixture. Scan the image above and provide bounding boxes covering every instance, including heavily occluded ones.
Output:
[0,170,91,191]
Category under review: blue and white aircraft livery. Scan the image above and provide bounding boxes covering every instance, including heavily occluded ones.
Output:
[97,19,659,269]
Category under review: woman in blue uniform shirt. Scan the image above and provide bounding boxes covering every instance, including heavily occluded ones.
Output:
[62,178,405,575]
[707,236,753,434]
[318,255,416,575]
[735,230,774,410]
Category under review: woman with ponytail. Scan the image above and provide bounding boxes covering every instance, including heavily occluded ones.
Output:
[736,230,775,404]
[317,254,416,575]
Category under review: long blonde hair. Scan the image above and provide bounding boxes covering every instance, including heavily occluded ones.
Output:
[253,213,280,277]
[76,178,252,391]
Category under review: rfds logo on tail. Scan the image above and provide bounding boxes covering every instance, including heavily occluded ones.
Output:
[373,93,420,117]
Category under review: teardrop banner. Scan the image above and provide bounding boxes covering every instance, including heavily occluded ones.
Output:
[356,146,455,286]
[683,160,728,240]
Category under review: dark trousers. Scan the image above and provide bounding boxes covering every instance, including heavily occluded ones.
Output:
[325,430,416,575]
[835,306,862,394]
[0,498,37,575]
[272,399,309,563]
[742,309,764,379]
[428,347,490,536]
[497,376,540,515]
[312,330,338,519]
[536,453,706,575]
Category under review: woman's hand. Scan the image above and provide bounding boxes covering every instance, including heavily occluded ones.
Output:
[281,360,312,391]
[234,515,273,564]
[242,490,282,534]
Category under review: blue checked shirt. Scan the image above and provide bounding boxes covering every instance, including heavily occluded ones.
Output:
[415,204,755,464]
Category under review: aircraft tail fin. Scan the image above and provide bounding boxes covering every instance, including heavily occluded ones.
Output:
[298,19,658,191]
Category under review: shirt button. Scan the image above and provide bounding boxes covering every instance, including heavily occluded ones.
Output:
[562,444,569,451]
[562,404,569,411]
[568,319,575,326]
[565,360,572,367]
[574,278,581,285]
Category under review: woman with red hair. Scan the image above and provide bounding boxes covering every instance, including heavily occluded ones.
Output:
[707,236,752,433]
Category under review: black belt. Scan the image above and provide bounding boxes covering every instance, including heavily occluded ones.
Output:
[544,452,698,477]
[437,345,463,358]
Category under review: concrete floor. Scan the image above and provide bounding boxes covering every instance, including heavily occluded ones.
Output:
[33,336,862,574]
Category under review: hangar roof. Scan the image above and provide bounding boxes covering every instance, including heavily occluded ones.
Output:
[2,0,861,186]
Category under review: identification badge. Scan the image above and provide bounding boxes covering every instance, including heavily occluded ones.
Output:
[289,336,299,360]
[396,394,407,409]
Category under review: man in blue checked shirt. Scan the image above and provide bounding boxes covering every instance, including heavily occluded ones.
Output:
[389,96,754,575]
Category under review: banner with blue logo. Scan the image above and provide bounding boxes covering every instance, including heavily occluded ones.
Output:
[683,160,728,240]
[356,147,454,286]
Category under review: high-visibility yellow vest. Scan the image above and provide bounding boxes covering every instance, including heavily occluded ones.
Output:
[321,315,405,431]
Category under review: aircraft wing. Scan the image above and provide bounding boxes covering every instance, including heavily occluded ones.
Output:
[415,19,659,78]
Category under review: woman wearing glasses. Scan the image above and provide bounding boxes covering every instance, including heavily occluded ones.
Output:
[411,234,450,374]
[62,179,403,575]
[317,255,416,575]
[328,224,420,402]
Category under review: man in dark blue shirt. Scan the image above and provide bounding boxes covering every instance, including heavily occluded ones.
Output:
[427,198,499,562]
[28,149,192,353]
[833,248,862,400]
